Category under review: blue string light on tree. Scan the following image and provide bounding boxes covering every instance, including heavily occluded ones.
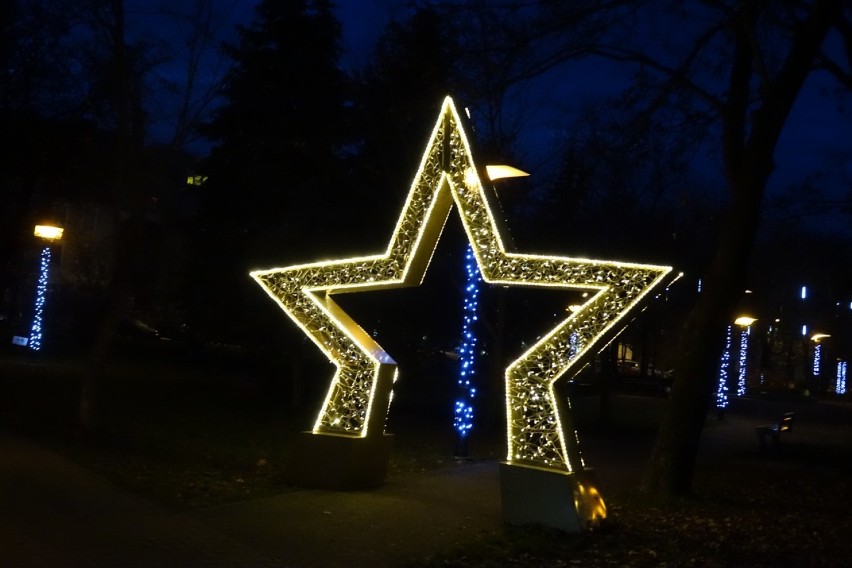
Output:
[28,247,51,351]
[836,360,847,395]
[716,325,732,412]
[737,325,749,396]
[813,343,822,377]
[454,243,482,457]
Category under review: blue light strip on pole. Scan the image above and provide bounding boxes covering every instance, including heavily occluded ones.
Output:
[716,325,732,409]
[813,343,822,377]
[28,246,51,351]
[737,326,749,396]
[454,244,481,447]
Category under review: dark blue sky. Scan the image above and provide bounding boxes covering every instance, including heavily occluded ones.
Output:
[217,1,850,233]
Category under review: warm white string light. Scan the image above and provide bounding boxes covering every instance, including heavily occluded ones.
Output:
[250,97,673,474]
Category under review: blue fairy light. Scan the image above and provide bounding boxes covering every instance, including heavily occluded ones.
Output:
[813,343,822,377]
[28,247,51,351]
[736,326,749,396]
[716,325,732,409]
[453,244,482,446]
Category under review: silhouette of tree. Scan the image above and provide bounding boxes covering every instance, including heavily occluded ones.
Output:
[195,0,353,346]
[438,0,851,496]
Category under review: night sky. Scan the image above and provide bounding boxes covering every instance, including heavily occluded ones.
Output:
[209,1,850,234]
[334,1,851,235]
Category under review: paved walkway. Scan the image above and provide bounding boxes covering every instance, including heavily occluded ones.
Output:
[0,426,662,567]
[3,394,847,567]
[0,431,509,567]
[191,461,503,567]
[0,433,280,567]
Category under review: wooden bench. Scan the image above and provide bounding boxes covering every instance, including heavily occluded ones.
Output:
[755,411,795,451]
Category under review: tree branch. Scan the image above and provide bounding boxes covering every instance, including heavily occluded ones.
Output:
[721,2,760,180]
[589,21,728,116]
[816,51,852,89]
[745,0,843,168]
[835,11,852,68]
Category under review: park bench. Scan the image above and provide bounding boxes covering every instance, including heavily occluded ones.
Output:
[755,411,796,451]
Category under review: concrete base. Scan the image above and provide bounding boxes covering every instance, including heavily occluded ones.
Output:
[285,431,394,490]
[499,462,606,532]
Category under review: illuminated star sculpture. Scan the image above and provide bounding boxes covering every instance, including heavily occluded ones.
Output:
[251,97,672,528]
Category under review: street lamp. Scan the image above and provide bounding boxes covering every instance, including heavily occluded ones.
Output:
[28,224,63,351]
[34,225,64,241]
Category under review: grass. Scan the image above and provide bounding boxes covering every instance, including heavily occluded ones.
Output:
[0,345,500,508]
[414,458,852,567]
[0,348,309,508]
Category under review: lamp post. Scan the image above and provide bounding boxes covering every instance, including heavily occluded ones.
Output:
[452,164,529,458]
[28,224,63,351]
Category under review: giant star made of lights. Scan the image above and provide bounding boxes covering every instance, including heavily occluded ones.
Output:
[251,97,672,473]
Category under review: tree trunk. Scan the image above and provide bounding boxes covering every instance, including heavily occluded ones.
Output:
[78,0,146,432]
[597,343,617,430]
[641,0,840,496]
[641,170,766,495]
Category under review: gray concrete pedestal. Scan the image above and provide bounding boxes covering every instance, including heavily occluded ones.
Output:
[499,461,606,532]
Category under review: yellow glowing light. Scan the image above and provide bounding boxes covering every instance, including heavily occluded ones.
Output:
[486,164,530,180]
[811,333,831,342]
[573,481,607,524]
[33,225,64,241]
[734,316,757,326]
[250,97,673,473]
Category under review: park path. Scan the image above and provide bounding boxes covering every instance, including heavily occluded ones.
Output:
[0,432,280,567]
[189,461,503,567]
[4,394,847,567]
[0,431,504,567]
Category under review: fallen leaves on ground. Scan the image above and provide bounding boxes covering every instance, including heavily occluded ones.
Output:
[414,451,852,567]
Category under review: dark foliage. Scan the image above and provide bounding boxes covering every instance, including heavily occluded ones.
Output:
[194,0,354,345]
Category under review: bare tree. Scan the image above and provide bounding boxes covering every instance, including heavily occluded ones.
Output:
[71,0,236,430]
[72,0,145,430]
[146,0,236,150]
[640,0,847,496]
[442,0,851,496]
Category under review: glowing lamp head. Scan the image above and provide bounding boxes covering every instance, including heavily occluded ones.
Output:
[34,225,63,241]
[485,164,530,181]
[734,316,756,327]
[811,333,831,342]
